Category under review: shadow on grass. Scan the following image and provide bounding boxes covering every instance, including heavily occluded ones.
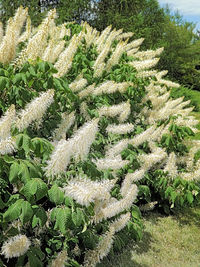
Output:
[171,205,200,228]
[97,230,153,267]
[97,206,200,266]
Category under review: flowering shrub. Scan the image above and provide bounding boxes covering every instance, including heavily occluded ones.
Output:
[0,7,200,267]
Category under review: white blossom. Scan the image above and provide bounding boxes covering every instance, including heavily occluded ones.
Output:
[102,184,138,219]
[105,139,130,157]
[106,123,134,134]
[84,227,115,267]
[98,101,131,122]
[134,47,164,60]
[0,137,16,155]
[0,105,15,140]
[121,169,145,197]
[78,84,95,98]
[52,111,75,141]
[125,38,144,51]
[93,155,129,170]
[71,118,99,161]
[44,139,73,177]
[54,33,83,77]
[110,212,131,232]
[69,77,88,92]
[16,89,54,131]
[50,250,68,267]
[63,178,115,206]
[164,152,178,178]
[130,58,159,71]
[1,234,31,259]
[131,125,156,147]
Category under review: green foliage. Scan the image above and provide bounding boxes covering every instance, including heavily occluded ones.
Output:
[0,0,45,26]
[0,9,199,266]
[143,170,200,214]
[92,0,166,49]
[158,11,200,90]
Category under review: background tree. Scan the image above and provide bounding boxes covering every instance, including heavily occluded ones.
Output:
[92,0,166,49]
[158,9,200,90]
[0,0,45,26]
[55,0,94,24]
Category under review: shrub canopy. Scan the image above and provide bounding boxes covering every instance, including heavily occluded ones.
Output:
[0,7,200,267]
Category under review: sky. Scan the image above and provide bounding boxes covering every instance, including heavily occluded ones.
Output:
[158,0,200,31]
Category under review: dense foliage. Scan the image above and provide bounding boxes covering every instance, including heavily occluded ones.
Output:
[0,7,200,267]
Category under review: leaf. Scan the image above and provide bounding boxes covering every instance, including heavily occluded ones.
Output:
[27,249,43,267]
[65,196,74,207]
[0,196,6,210]
[12,73,23,85]
[22,179,38,197]
[18,161,30,183]
[9,161,20,183]
[50,207,59,222]
[20,201,33,224]
[34,178,48,201]
[170,191,177,203]
[16,134,31,155]
[0,76,8,90]
[31,247,45,261]
[72,208,84,227]
[186,191,194,204]
[3,199,24,222]
[48,184,64,205]
[165,186,173,198]
[32,206,47,228]
[2,155,15,163]
[131,205,141,220]
[15,134,24,148]
[21,178,47,202]
[54,207,71,234]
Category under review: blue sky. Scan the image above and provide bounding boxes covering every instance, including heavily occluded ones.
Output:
[158,0,200,31]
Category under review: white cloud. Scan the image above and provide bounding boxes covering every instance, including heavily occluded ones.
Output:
[158,0,200,16]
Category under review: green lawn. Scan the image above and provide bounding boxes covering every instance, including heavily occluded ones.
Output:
[98,207,200,267]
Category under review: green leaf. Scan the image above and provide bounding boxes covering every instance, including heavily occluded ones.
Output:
[3,199,24,222]
[32,206,47,228]
[72,208,84,227]
[2,155,15,163]
[22,179,38,197]
[54,207,71,234]
[165,186,173,198]
[186,191,194,204]
[0,196,6,210]
[65,196,74,207]
[9,161,20,183]
[12,73,23,85]
[131,205,141,220]
[0,76,8,90]
[20,201,33,224]
[34,178,48,201]
[21,178,47,202]
[18,162,30,183]
[48,184,64,205]
[170,191,177,203]
[27,249,43,267]
[50,207,59,222]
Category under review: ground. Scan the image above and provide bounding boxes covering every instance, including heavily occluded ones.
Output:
[98,206,200,267]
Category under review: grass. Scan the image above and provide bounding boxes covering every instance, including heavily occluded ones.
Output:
[98,207,200,267]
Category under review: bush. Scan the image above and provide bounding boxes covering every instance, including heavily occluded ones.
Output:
[0,7,200,267]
